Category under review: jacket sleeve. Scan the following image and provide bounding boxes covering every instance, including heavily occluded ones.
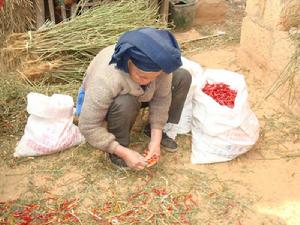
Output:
[78,77,120,154]
[149,73,172,130]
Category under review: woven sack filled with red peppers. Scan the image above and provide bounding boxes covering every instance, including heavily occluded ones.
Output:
[0,0,4,10]
[191,69,259,164]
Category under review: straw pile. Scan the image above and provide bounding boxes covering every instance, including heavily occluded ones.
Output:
[3,0,166,82]
[0,73,30,135]
[0,0,35,72]
[0,71,81,135]
[0,0,35,39]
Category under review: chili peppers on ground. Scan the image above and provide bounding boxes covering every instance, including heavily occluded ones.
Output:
[1,190,197,224]
[202,82,237,108]
[90,188,196,225]
[0,199,79,225]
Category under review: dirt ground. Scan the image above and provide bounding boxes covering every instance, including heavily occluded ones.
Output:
[1,4,299,225]
[183,43,300,224]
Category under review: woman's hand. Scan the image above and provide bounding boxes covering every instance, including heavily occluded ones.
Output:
[146,141,161,160]
[144,128,162,166]
[114,145,147,170]
[124,149,148,170]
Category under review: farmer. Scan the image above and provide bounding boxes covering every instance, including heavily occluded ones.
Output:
[76,27,191,170]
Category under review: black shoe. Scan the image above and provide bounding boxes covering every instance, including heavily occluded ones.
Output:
[109,154,128,168]
[143,124,178,152]
[161,132,178,152]
[143,123,151,137]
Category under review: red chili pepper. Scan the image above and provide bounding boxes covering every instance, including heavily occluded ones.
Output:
[202,82,237,108]
[22,215,33,222]
[152,188,167,196]
[101,201,112,213]
[144,149,159,166]
[180,213,189,224]
[0,0,4,10]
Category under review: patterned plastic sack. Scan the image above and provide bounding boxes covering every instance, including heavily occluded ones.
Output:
[191,69,259,164]
[14,92,85,157]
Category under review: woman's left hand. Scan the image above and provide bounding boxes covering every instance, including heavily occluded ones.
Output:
[144,141,160,167]
[144,128,162,167]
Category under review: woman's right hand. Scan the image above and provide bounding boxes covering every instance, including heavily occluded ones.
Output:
[114,145,147,170]
[124,149,148,170]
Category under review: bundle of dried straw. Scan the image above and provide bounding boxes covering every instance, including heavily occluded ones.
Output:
[3,0,166,82]
[0,0,35,38]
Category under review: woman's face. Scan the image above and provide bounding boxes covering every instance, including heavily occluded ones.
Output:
[128,60,162,85]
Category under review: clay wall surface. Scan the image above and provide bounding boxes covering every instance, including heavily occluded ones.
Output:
[239,0,299,115]
[194,0,229,25]
[239,0,299,77]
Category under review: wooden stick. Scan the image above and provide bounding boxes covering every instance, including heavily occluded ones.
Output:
[36,0,45,28]
[160,0,169,23]
[180,31,226,44]
[71,3,77,18]
[48,0,56,23]
[61,4,67,21]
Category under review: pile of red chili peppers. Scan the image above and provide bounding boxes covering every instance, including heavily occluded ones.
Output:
[89,188,197,225]
[0,199,79,225]
[202,82,237,108]
[0,0,4,10]
[0,189,196,224]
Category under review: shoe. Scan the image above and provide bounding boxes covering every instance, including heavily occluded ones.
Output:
[143,123,151,137]
[143,124,178,152]
[161,132,178,152]
[109,154,128,168]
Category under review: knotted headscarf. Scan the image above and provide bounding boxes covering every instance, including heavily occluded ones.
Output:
[109,27,182,74]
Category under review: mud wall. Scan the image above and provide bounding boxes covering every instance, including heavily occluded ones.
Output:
[194,0,229,25]
[239,0,299,77]
[194,0,246,25]
[239,0,299,114]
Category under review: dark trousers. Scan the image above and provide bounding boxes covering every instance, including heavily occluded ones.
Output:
[106,68,192,147]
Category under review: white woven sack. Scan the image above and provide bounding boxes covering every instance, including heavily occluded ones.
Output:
[191,109,259,164]
[14,92,85,157]
[191,69,259,164]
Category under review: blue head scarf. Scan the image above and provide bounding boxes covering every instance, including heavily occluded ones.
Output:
[109,27,182,74]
